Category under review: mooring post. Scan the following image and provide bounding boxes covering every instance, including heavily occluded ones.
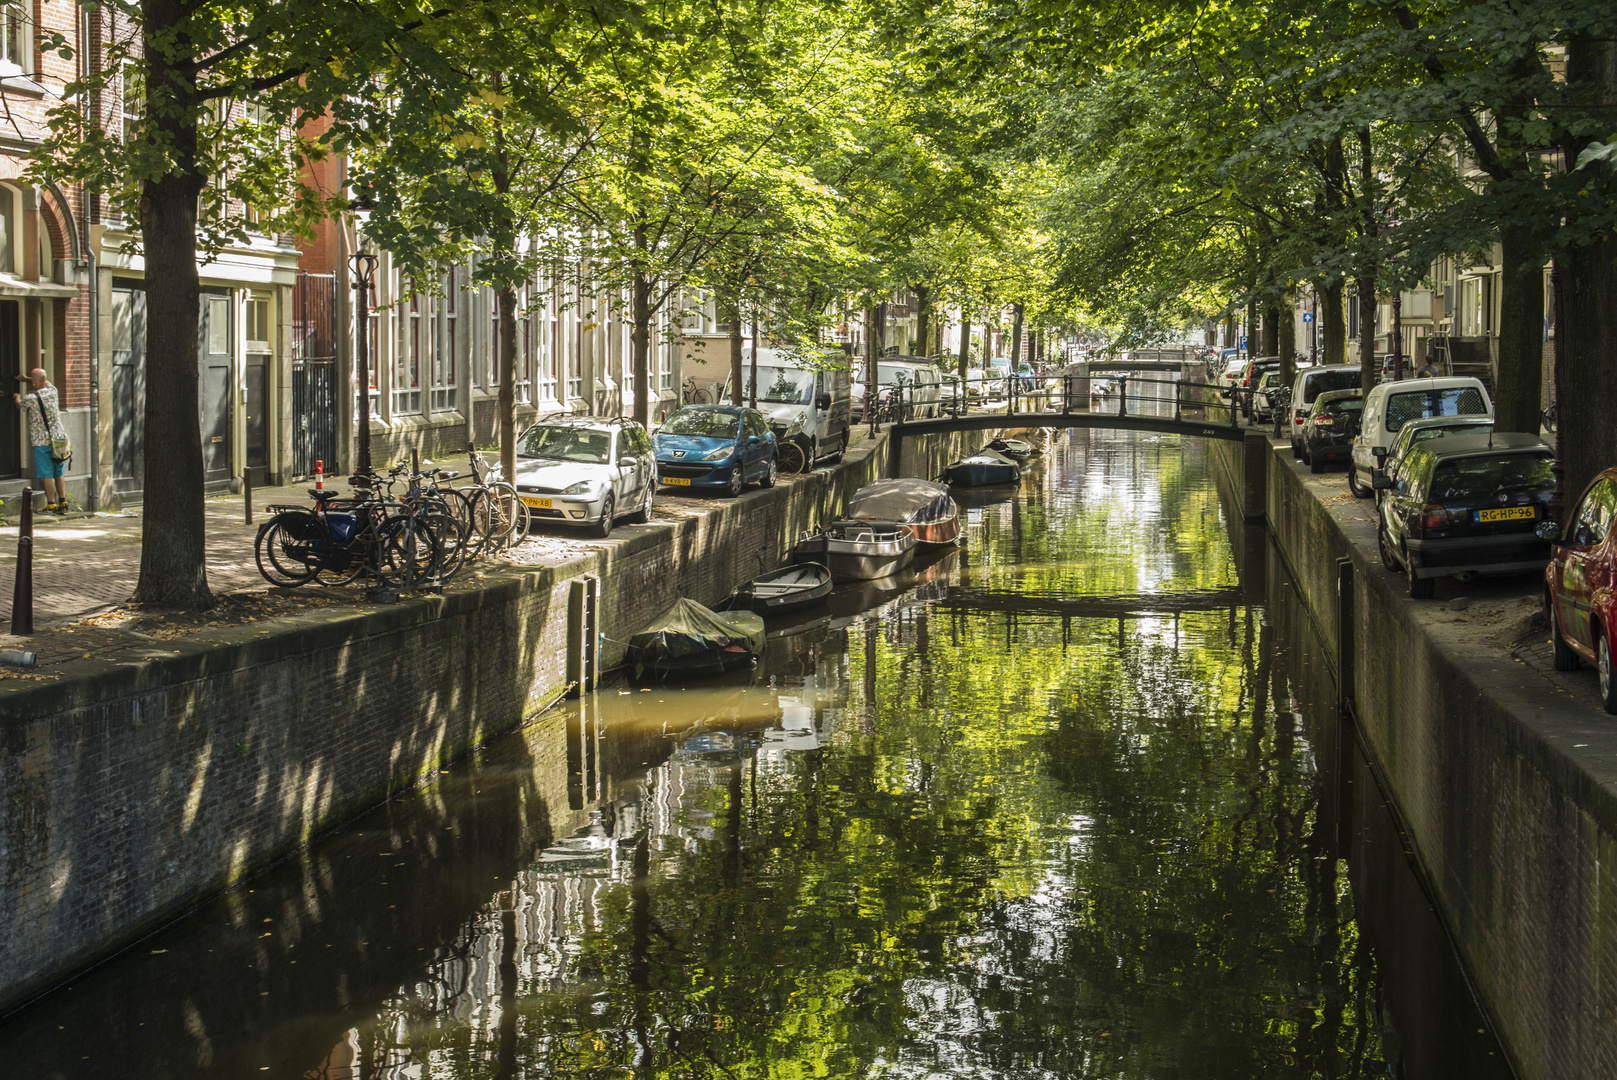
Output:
[10,487,34,636]
[1336,556,1355,713]
[243,466,253,525]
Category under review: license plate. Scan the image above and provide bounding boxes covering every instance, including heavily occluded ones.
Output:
[1475,506,1535,523]
[662,476,691,487]
[521,496,552,509]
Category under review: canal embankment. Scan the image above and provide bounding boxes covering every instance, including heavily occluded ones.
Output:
[1213,432,1617,1080]
[0,425,978,1015]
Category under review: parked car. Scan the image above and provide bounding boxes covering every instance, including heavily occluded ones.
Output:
[1371,415,1496,501]
[1218,356,1246,397]
[1540,467,1617,711]
[1288,365,1361,458]
[1350,376,1493,499]
[1372,432,1555,599]
[653,405,777,497]
[1252,370,1286,423]
[941,374,967,416]
[1303,388,1363,473]
[725,347,851,465]
[512,416,657,538]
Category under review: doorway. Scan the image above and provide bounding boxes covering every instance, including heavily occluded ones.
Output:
[199,289,233,487]
[111,280,145,498]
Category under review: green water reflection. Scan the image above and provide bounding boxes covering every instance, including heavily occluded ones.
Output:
[349,432,1382,1078]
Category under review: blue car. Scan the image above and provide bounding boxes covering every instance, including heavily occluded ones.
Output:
[654,405,778,496]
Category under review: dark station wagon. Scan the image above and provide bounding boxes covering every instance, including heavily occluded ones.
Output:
[1373,432,1556,598]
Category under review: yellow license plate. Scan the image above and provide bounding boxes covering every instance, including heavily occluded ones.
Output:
[521,496,552,509]
[1476,506,1535,522]
[662,476,691,487]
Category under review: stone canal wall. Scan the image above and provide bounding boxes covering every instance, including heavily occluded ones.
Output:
[0,426,977,1014]
[1211,435,1617,1080]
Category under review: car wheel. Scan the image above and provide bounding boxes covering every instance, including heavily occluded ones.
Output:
[1406,548,1434,599]
[1346,463,1370,498]
[1378,523,1400,571]
[726,467,744,498]
[759,455,778,488]
[628,484,652,525]
[593,494,615,539]
[1600,629,1617,714]
[1291,438,1302,461]
[1309,444,1324,473]
[1549,597,1579,671]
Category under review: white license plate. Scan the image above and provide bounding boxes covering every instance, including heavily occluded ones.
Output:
[663,476,692,487]
[521,496,552,509]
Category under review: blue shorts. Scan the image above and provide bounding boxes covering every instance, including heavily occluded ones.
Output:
[32,444,65,479]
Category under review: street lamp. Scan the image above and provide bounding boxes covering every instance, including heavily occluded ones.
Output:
[351,251,378,479]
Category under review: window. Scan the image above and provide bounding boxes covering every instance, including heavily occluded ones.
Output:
[431,268,457,412]
[246,296,271,350]
[1571,480,1617,546]
[395,285,422,414]
[488,287,500,386]
[0,185,15,274]
[120,62,143,143]
[0,3,29,75]
[517,293,532,404]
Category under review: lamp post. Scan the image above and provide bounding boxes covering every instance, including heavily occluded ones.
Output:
[351,251,379,479]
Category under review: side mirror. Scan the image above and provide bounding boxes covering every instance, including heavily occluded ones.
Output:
[747,435,761,444]
[1371,474,1392,490]
[817,393,832,409]
[1536,520,1561,542]
[1372,446,1388,460]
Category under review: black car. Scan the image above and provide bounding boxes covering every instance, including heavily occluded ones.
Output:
[1373,432,1555,599]
[1303,388,1362,473]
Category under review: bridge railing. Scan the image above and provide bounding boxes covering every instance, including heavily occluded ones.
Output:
[861,370,1244,432]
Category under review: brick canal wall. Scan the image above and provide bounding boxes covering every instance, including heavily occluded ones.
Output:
[0,426,977,1013]
[1211,435,1617,1080]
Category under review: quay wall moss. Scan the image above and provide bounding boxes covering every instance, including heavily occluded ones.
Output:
[1211,435,1617,1080]
[0,426,976,1014]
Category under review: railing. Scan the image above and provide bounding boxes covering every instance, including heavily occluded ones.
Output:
[859,371,1245,433]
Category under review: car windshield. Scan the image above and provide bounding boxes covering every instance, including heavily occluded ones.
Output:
[1414,422,1492,446]
[1302,371,1360,402]
[743,367,814,405]
[1321,398,1364,417]
[876,364,918,385]
[1385,386,1489,433]
[1430,453,1554,500]
[518,424,612,464]
[661,409,738,438]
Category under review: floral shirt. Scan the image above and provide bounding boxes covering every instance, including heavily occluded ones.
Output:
[23,384,63,448]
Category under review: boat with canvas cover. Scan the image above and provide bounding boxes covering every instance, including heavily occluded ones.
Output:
[792,520,917,581]
[985,436,1035,461]
[627,597,765,679]
[847,478,962,546]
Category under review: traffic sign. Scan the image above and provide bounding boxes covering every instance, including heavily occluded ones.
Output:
[1302,312,1314,323]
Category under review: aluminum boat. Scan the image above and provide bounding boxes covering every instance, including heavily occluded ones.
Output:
[793,519,917,581]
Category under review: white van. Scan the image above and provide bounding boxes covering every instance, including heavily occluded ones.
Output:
[724,346,852,465]
[1348,376,1493,497]
[851,358,944,422]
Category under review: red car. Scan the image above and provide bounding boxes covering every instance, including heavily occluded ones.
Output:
[1543,466,1617,712]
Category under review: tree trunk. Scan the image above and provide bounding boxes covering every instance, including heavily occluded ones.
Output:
[135,1,210,609]
[1261,303,1279,357]
[958,317,970,382]
[1492,224,1544,435]
[1320,279,1346,365]
[728,304,743,407]
[1355,274,1377,393]
[1278,289,1296,392]
[631,230,651,428]
[496,286,518,485]
[914,285,931,359]
[1559,34,1617,504]
[1009,303,1023,371]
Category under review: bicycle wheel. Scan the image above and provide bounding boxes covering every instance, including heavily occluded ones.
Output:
[254,513,318,587]
[482,482,530,549]
[777,441,807,475]
[374,512,441,590]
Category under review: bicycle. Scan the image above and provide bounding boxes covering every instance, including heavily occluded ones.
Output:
[682,376,710,405]
[255,467,446,590]
[1543,400,1558,435]
[462,447,530,550]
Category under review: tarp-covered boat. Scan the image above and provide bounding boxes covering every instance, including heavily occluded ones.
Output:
[725,562,833,615]
[628,597,765,678]
[793,520,917,581]
[985,437,1035,461]
[944,449,1021,487]
[847,478,962,546]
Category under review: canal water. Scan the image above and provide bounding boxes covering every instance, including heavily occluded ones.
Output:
[0,429,1512,1078]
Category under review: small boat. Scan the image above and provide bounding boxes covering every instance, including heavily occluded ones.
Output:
[985,437,1035,461]
[628,597,765,678]
[944,449,1021,487]
[793,519,917,581]
[725,562,833,615]
[847,478,962,546]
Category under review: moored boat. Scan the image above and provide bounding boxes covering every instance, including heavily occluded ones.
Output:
[985,437,1035,461]
[847,478,962,546]
[793,519,917,581]
[725,562,833,615]
[628,597,765,679]
[944,449,1021,487]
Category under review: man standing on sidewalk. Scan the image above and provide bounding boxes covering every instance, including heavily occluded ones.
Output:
[12,367,68,513]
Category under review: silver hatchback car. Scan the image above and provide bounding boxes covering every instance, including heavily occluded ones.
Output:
[511,416,657,538]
